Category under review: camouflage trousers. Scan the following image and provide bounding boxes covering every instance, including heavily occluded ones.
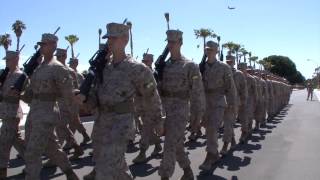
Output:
[94,113,134,180]
[0,118,25,168]
[55,110,78,146]
[24,118,72,180]
[159,100,190,178]
[204,107,225,154]
[267,98,275,118]
[246,99,256,131]
[189,110,201,134]
[223,106,237,143]
[69,115,87,135]
[254,101,266,123]
[238,105,248,133]
[139,114,161,150]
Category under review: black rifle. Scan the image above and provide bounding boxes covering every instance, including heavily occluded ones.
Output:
[0,67,10,87]
[154,46,169,82]
[199,53,207,76]
[12,50,41,92]
[79,44,108,97]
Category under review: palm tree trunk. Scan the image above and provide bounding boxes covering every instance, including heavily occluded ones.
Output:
[71,44,74,58]
[254,61,256,69]
[17,37,20,51]
[249,59,252,67]
[203,37,206,53]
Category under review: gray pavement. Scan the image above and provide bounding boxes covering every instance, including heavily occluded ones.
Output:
[6,89,320,180]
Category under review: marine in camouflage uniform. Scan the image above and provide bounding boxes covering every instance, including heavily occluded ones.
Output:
[199,41,237,171]
[68,58,91,145]
[0,51,25,179]
[18,34,79,180]
[133,53,163,164]
[157,30,205,180]
[79,23,162,180]
[42,48,84,168]
[238,63,257,143]
[221,55,247,154]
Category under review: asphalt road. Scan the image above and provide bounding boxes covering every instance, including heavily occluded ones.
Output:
[6,89,320,180]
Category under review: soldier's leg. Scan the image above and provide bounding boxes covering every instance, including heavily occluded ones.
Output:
[222,107,236,154]
[222,107,235,143]
[0,119,20,173]
[13,131,25,159]
[70,115,90,144]
[158,115,180,178]
[95,117,133,180]
[45,132,75,173]
[24,121,55,180]
[206,108,224,155]
[133,120,151,164]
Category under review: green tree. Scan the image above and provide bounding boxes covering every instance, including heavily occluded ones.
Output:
[260,55,305,84]
[65,34,79,58]
[12,20,26,51]
[249,56,259,69]
[0,34,12,51]
[194,28,216,53]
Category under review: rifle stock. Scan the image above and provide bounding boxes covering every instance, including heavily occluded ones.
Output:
[0,67,10,87]
[154,46,169,82]
[79,44,108,97]
[199,53,207,76]
[13,50,41,92]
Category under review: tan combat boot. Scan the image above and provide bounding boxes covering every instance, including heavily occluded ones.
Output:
[132,149,147,164]
[65,169,79,180]
[180,166,194,180]
[0,168,7,180]
[220,142,229,156]
[151,143,162,156]
[69,145,84,161]
[83,169,96,180]
[43,159,56,168]
[230,137,237,150]
[199,152,220,171]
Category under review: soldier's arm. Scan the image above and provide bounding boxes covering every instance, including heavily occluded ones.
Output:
[55,66,78,117]
[188,63,205,119]
[133,64,163,127]
[20,79,33,104]
[240,74,248,106]
[224,67,237,107]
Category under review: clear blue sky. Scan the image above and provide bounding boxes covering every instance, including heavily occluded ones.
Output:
[1,0,319,79]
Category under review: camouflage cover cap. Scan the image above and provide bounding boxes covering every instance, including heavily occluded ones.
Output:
[37,33,58,45]
[102,23,129,39]
[55,48,67,56]
[2,50,19,60]
[238,62,248,70]
[205,41,219,49]
[142,53,154,61]
[68,58,78,64]
[166,29,183,42]
[226,55,235,62]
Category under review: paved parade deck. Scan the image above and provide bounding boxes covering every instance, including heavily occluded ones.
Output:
[5,89,320,180]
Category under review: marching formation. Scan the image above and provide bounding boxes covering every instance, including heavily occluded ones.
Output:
[0,14,292,180]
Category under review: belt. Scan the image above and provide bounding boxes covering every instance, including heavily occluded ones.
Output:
[3,96,20,104]
[100,101,134,114]
[161,90,189,99]
[33,93,59,102]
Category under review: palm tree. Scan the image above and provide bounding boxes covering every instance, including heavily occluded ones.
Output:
[0,34,12,51]
[194,28,216,52]
[239,47,248,63]
[12,20,26,51]
[233,43,241,64]
[258,60,273,71]
[65,35,79,58]
[223,41,237,53]
[250,56,259,69]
